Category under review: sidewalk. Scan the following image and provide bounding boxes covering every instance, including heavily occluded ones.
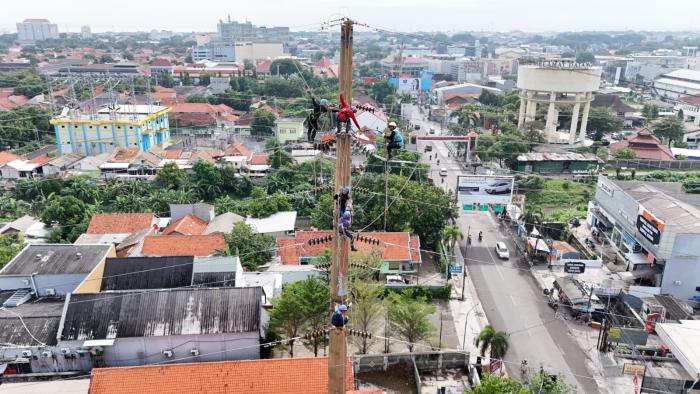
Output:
[447,245,489,357]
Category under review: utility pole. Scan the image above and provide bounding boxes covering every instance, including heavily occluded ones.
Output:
[328,18,354,394]
[461,225,470,301]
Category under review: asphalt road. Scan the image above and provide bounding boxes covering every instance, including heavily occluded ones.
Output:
[405,104,599,392]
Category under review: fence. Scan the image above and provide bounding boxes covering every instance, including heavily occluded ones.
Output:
[607,159,700,170]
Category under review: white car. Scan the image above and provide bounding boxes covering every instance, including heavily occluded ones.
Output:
[495,242,510,259]
[439,168,448,177]
[484,180,512,195]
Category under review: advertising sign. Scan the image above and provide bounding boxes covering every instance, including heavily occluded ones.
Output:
[397,77,421,92]
[636,207,664,245]
[457,176,514,206]
[623,363,646,376]
[448,265,463,274]
[564,262,586,274]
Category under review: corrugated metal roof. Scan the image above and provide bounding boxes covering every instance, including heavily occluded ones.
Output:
[516,152,601,162]
[59,287,262,340]
[0,294,64,346]
[100,256,194,291]
[0,244,112,275]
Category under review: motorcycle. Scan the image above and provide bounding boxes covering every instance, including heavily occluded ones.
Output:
[478,232,483,242]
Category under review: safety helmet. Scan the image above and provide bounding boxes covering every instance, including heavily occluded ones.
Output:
[342,186,351,193]
[338,304,348,312]
[342,211,352,219]
[388,121,397,128]
[320,99,329,106]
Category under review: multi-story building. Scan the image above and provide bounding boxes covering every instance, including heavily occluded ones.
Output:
[654,69,700,100]
[218,17,255,41]
[50,104,171,156]
[81,25,92,40]
[233,42,284,63]
[588,176,700,301]
[16,18,58,43]
[192,41,236,62]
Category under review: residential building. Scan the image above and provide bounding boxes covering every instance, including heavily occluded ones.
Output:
[0,155,50,179]
[86,212,156,235]
[654,69,700,100]
[515,152,602,174]
[88,357,353,394]
[277,231,422,275]
[170,203,216,223]
[248,152,270,177]
[246,211,297,238]
[0,292,65,374]
[203,212,245,235]
[0,215,48,243]
[169,103,238,129]
[0,244,115,297]
[98,147,159,179]
[677,94,700,126]
[57,287,265,369]
[42,152,84,176]
[140,234,226,257]
[275,118,305,143]
[588,177,700,300]
[352,107,388,134]
[50,104,171,156]
[217,143,253,169]
[609,129,675,160]
[162,214,208,236]
[149,58,174,75]
[16,18,58,43]
[92,256,243,291]
[590,93,636,128]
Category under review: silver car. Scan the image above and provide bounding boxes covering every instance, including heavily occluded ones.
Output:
[495,242,510,259]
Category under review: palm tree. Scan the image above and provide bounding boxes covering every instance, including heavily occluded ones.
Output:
[522,206,544,230]
[442,225,464,259]
[475,325,509,359]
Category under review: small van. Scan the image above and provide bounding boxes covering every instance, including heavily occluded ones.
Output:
[439,168,448,177]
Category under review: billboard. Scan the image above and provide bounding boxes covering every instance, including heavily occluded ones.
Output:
[457,176,514,206]
[636,206,664,245]
[397,77,421,92]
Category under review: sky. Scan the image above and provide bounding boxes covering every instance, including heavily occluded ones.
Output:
[2,0,700,34]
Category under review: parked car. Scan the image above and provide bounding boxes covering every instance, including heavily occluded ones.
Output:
[484,180,512,194]
[386,275,407,285]
[430,127,436,134]
[439,168,448,177]
[495,242,510,259]
[424,144,433,152]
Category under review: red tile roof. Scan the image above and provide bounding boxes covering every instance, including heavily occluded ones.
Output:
[679,94,700,105]
[0,151,22,166]
[162,214,208,236]
[110,147,141,162]
[162,149,182,159]
[277,231,420,265]
[224,143,253,158]
[150,58,172,67]
[256,59,272,74]
[88,357,353,394]
[250,153,269,165]
[87,213,154,234]
[141,234,226,256]
[609,129,675,160]
[28,154,51,165]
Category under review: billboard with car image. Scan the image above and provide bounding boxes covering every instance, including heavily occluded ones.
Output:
[457,175,514,205]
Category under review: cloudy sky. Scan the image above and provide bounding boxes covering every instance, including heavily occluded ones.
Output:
[2,0,699,33]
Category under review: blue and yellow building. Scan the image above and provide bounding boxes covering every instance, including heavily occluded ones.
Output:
[50,105,171,156]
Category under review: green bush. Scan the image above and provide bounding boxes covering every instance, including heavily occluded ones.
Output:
[385,284,452,300]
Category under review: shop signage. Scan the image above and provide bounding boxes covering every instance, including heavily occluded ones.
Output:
[636,207,664,245]
[564,262,586,274]
[623,363,646,376]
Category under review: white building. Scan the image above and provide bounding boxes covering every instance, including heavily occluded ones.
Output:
[81,25,92,40]
[432,83,502,105]
[245,211,296,238]
[676,94,700,126]
[16,18,58,43]
[234,42,284,63]
[654,69,700,100]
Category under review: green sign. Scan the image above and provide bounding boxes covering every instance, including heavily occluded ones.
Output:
[464,204,474,211]
[493,204,504,213]
[608,327,621,339]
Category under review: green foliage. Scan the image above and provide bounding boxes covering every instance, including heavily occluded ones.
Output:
[386,290,436,352]
[156,162,187,189]
[575,52,596,64]
[370,80,395,105]
[478,90,503,107]
[385,284,452,301]
[642,103,659,124]
[0,70,46,97]
[224,222,274,270]
[251,109,277,136]
[0,233,24,268]
[518,176,593,221]
[99,54,114,63]
[350,281,384,354]
[614,147,636,159]
[262,77,304,98]
[0,106,52,148]
[587,108,623,135]
[269,59,305,77]
[269,277,330,357]
[245,187,293,218]
[465,374,528,394]
[652,117,685,147]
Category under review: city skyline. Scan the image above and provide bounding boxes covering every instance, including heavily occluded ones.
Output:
[2,0,700,34]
